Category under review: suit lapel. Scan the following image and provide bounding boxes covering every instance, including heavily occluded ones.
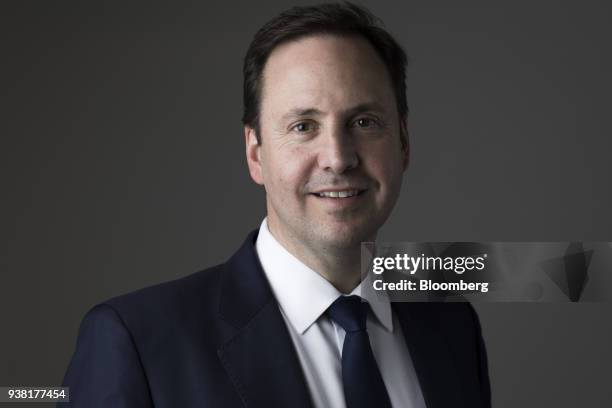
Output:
[217,231,313,408]
[393,303,467,408]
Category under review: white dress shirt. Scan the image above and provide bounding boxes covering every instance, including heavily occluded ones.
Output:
[255,219,426,408]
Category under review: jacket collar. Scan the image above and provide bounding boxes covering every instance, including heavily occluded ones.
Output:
[392,303,468,408]
[217,230,313,408]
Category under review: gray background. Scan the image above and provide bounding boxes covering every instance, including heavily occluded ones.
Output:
[1,0,611,406]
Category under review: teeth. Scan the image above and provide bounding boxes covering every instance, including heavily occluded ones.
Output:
[318,190,360,198]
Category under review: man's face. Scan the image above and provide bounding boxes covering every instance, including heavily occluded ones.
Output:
[246,34,408,251]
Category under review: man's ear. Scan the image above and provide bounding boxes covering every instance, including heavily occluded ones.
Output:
[400,119,410,171]
[245,126,264,185]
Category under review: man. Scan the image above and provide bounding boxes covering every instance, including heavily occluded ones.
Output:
[61,3,491,407]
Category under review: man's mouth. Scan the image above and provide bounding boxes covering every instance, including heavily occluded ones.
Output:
[311,189,366,198]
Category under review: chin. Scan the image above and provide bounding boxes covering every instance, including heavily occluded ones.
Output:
[317,223,378,249]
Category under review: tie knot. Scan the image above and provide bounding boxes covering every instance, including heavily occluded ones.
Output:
[326,295,369,333]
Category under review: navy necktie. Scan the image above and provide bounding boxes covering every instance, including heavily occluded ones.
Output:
[326,295,392,408]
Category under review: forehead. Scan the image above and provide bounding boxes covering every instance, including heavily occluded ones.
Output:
[260,34,395,116]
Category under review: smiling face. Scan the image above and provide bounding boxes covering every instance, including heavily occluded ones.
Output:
[246,34,409,253]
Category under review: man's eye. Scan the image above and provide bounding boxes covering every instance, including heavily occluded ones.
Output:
[353,117,379,129]
[292,122,315,133]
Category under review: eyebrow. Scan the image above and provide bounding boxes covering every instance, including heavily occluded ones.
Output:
[281,102,387,122]
[345,102,387,116]
[281,108,324,121]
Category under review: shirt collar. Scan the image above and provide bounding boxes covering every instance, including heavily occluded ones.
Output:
[255,218,393,334]
[353,274,393,333]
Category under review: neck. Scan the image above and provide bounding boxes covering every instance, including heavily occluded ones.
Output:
[266,221,372,294]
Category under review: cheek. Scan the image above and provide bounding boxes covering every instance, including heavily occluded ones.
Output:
[265,146,312,193]
[365,147,404,191]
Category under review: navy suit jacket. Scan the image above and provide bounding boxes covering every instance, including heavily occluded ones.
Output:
[60,231,491,407]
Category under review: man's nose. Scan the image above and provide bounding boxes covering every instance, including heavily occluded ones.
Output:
[317,126,359,174]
